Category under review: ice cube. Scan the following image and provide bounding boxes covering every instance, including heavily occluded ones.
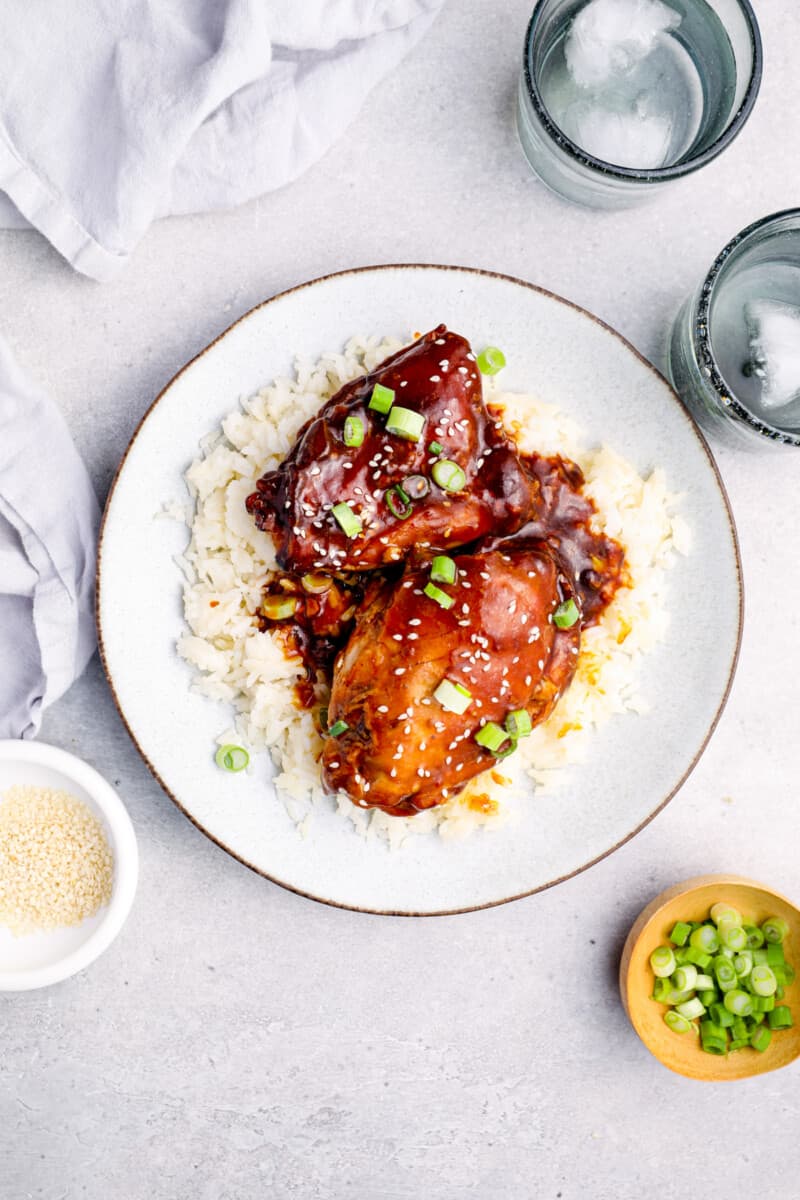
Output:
[565,0,681,89]
[744,299,800,411]
[561,89,674,168]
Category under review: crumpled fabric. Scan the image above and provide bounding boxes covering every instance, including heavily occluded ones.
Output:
[0,0,444,280]
[0,337,99,738]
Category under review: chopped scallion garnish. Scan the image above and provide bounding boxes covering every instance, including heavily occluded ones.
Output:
[369,383,395,413]
[431,459,466,492]
[328,719,349,738]
[331,502,362,538]
[433,679,473,715]
[476,346,506,375]
[664,1011,692,1034]
[649,946,676,978]
[343,415,364,447]
[261,595,299,621]
[424,582,455,610]
[475,721,516,758]
[402,474,430,500]
[386,406,425,442]
[650,900,795,1058]
[429,440,444,455]
[763,917,789,944]
[385,486,413,520]
[505,709,532,739]
[430,555,456,585]
[215,745,250,772]
[553,598,579,629]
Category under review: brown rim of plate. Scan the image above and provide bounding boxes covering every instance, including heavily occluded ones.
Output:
[95,263,744,918]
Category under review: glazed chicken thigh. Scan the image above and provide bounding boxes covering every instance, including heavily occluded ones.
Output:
[246,326,538,572]
[322,540,581,815]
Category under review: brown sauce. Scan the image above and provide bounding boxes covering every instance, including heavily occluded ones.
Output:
[256,448,627,711]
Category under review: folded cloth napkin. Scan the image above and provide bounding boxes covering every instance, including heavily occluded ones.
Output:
[0,337,99,738]
[0,0,444,281]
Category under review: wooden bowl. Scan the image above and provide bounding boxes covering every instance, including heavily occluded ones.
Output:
[620,875,800,1080]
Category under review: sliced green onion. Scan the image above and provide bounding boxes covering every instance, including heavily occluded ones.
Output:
[664,1011,692,1034]
[506,709,533,739]
[700,1020,728,1055]
[699,989,719,1007]
[429,440,444,455]
[386,406,425,442]
[710,903,742,926]
[684,947,712,969]
[750,1011,766,1025]
[718,919,748,952]
[261,595,299,621]
[750,964,778,996]
[431,459,467,492]
[724,989,754,1017]
[731,1017,749,1042]
[767,1006,793,1030]
[714,957,737,992]
[669,921,692,946]
[694,974,715,991]
[733,951,754,978]
[424,582,455,610]
[728,1038,750,1051]
[553,599,579,629]
[762,917,789,944]
[672,964,698,992]
[301,573,332,595]
[782,963,796,985]
[752,995,775,1013]
[752,947,769,966]
[433,679,472,715]
[652,977,673,1003]
[215,744,250,772]
[402,474,430,500]
[665,987,695,1005]
[430,555,457,585]
[750,1025,772,1052]
[744,924,765,949]
[343,415,364,447]
[385,486,413,520]
[331,501,362,538]
[690,924,720,954]
[676,997,705,1020]
[477,346,506,375]
[369,382,395,413]
[650,946,676,978]
[475,721,516,757]
[709,1002,735,1028]
[327,719,349,738]
[766,942,785,968]
[674,947,691,965]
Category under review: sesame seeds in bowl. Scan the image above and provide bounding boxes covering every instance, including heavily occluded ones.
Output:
[0,740,138,992]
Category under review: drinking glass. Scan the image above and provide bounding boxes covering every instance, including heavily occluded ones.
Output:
[517,0,762,209]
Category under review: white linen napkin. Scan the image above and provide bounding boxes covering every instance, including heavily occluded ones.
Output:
[0,0,444,281]
[0,337,99,738]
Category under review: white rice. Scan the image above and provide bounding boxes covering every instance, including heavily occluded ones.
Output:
[174,334,689,846]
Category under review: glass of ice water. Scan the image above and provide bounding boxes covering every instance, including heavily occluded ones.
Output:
[517,0,762,208]
[668,210,800,451]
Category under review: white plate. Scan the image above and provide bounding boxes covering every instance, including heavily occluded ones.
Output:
[0,740,138,989]
[97,266,742,916]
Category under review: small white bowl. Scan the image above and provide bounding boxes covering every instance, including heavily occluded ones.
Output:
[0,739,138,991]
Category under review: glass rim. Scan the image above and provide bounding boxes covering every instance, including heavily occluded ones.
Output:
[522,0,763,183]
[693,208,800,447]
